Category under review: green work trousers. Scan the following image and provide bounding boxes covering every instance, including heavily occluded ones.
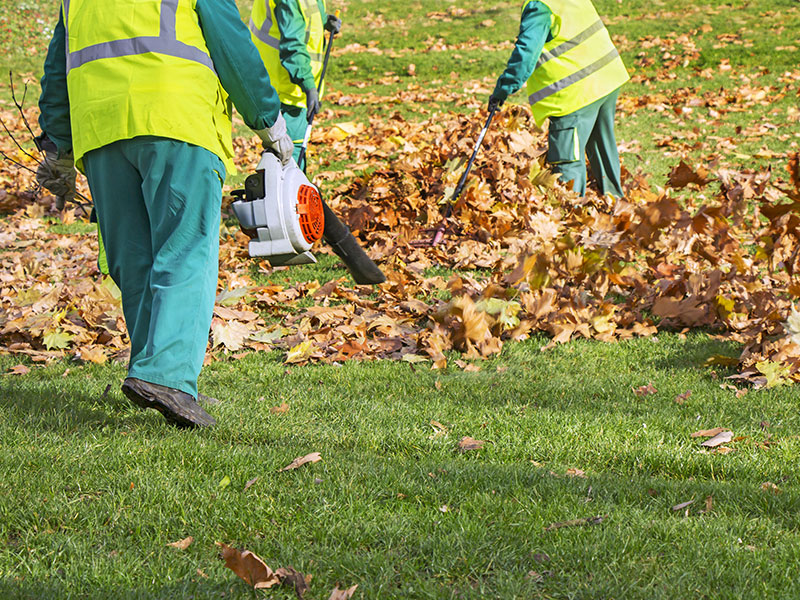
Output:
[281,102,309,170]
[546,88,623,198]
[83,136,225,397]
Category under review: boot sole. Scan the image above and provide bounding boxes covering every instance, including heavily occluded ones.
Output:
[122,381,214,428]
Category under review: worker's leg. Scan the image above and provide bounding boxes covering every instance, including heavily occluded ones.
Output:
[84,137,224,397]
[546,99,604,197]
[84,143,151,365]
[585,88,624,198]
[280,102,308,169]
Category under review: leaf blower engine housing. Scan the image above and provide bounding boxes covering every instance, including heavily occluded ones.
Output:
[231,152,325,265]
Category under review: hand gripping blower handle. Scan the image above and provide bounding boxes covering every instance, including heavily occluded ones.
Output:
[231,152,325,266]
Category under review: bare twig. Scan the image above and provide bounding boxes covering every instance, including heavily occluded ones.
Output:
[8,71,41,154]
[0,148,37,174]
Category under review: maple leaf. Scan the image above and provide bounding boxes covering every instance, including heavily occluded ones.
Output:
[211,319,253,352]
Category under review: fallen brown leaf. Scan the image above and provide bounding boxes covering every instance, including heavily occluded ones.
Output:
[216,542,280,589]
[276,566,311,599]
[270,402,290,414]
[328,585,359,600]
[167,536,193,550]
[279,452,322,472]
[674,390,692,404]
[671,499,695,511]
[761,481,781,494]
[691,427,727,438]
[6,364,30,375]
[633,383,657,396]
[701,431,734,447]
[458,436,485,452]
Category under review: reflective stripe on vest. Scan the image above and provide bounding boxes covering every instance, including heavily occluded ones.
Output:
[64,0,216,74]
[249,1,324,62]
[63,0,235,173]
[250,0,326,108]
[529,46,620,104]
[524,0,629,124]
[535,18,605,68]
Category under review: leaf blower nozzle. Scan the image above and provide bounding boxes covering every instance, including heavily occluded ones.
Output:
[321,202,386,285]
[231,152,325,266]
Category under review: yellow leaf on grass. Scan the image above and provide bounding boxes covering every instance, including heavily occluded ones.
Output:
[285,340,314,364]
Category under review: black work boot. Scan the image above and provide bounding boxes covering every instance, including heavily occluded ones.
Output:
[121,377,216,428]
[322,202,386,285]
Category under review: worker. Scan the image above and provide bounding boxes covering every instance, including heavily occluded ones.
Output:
[36,0,294,428]
[489,0,630,198]
[248,0,341,170]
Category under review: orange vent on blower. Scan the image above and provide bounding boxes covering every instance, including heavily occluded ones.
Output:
[296,184,325,244]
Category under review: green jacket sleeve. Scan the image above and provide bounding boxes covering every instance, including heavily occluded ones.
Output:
[275,0,324,93]
[38,9,73,155]
[492,1,552,103]
[196,0,281,129]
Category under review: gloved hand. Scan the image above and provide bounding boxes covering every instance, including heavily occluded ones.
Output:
[488,92,505,113]
[254,113,294,165]
[324,13,342,34]
[305,87,321,121]
[36,142,76,211]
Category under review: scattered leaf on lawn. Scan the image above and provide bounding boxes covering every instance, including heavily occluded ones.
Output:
[167,536,193,550]
[532,553,550,563]
[701,430,734,447]
[544,515,607,531]
[691,427,727,438]
[279,452,322,472]
[458,436,485,452]
[216,542,281,589]
[633,383,657,396]
[429,420,448,438]
[244,477,259,491]
[704,496,714,513]
[761,481,781,494]
[671,499,695,511]
[270,402,290,414]
[328,585,359,600]
[674,390,692,404]
[565,468,586,478]
[6,364,30,375]
[276,566,311,599]
[218,476,231,491]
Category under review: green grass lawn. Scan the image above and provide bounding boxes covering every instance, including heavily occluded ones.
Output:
[2,0,800,598]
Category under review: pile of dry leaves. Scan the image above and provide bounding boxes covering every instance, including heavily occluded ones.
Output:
[1,104,799,387]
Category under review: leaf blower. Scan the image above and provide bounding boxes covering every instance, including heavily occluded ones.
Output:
[231,152,325,266]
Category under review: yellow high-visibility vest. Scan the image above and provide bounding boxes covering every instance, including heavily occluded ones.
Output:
[249,0,326,108]
[63,0,235,173]
[525,0,629,126]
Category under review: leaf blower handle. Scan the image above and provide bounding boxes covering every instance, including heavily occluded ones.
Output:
[298,10,340,167]
[432,104,498,245]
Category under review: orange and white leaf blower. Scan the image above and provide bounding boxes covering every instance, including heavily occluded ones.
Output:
[231,152,325,266]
